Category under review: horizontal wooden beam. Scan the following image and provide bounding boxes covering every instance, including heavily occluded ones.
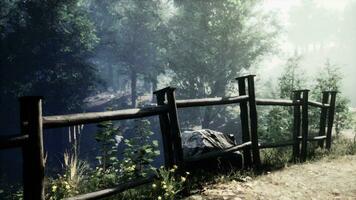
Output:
[175,95,249,108]
[256,99,300,106]
[259,140,295,149]
[0,134,29,150]
[308,100,330,108]
[43,105,168,129]
[297,135,327,141]
[184,141,252,163]
[64,175,156,200]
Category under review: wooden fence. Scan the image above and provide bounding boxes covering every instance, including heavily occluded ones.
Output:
[0,75,337,200]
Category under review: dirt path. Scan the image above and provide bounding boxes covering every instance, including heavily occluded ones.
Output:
[187,155,356,200]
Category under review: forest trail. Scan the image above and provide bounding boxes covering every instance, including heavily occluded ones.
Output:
[187,155,356,200]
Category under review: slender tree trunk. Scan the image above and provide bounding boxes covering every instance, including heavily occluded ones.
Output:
[151,79,157,102]
[131,70,137,108]
[201,81,226,129]
[202,107,212,129]
[108,64,114,90]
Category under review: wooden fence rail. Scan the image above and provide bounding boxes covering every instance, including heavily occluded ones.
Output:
[0,75,337,200]
[43,105,168,129]
[0,134,29,150]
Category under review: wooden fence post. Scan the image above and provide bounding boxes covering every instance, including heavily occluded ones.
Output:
[165,88,184,166]
[19,96,45,200]
[326,91,337,150]
[300,90,309,162]
[154,88,174,168]
[292,91,301,162]
[318,92,329,148]
[236,76,252,168]
[246,75,261,168]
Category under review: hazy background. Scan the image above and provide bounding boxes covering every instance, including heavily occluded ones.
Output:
[259,0,356,107]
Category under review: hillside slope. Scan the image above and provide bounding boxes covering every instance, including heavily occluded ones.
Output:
[188,155,356,200]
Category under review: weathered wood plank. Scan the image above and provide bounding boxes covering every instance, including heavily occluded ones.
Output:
[19,96,45,200]
[297,135,327,141]
[308,100,330,108]
[64,175,156,200]
[154,89,174,167]
[318,92,329,148]
[166,88,184,166]
[292,91,302,161]
[326,91,337,149]
[43,106,168,129]
[236,77,252,167]
[247,75,261,169]
[0,134,29,150]
[256,99,300,106]
[300,90,309,162]
[175,95,249,108]
[184,141,252,163]
[259,140,295,149]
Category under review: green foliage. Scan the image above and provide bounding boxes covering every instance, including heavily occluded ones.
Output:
[83,119,160,192]
[0,0,100,112]
[259,107,292,143]
[278,56,305,99]
[166,0,279,128]
[83,165,120,191]
[95,120,121,170]
[44,118,161,199]
[261,148,292,169]
[46,126,88,199]
[88,0,167,106]
[47,171,83,200]
[168,0,278,99]
[0,184,23,200]
[120,120,160,180]
[312,61,352,134]
[309,136,356,161]
[259,56,303,142]
[261,58,351,149]
[150,165,189,200]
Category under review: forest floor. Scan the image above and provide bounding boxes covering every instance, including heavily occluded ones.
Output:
[186,154,356,200]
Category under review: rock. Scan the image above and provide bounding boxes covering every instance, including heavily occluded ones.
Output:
[181,129,243,169]
[181,129,236,158]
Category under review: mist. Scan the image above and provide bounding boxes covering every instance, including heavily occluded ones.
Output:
[258,0,356,106]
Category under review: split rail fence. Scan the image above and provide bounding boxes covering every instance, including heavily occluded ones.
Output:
[0,75,337,200]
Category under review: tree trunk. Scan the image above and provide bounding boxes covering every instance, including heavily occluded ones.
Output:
[151,79,157,102]
[201,81,226,129]
[131,71,137,108]
[108,64,115,90]
[202,107,212,129]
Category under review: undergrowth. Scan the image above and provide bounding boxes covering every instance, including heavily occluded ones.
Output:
[2,123,356,200]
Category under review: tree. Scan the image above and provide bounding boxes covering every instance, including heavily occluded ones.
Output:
[167,0,279,127]
[278,55,305,99]
[312,60,352,135]
[89,0,169,107]
[259,56,304,142]
[0,0,100,113]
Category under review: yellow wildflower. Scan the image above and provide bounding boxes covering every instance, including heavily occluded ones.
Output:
[51,185,57,192]
[181,176,186,182]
